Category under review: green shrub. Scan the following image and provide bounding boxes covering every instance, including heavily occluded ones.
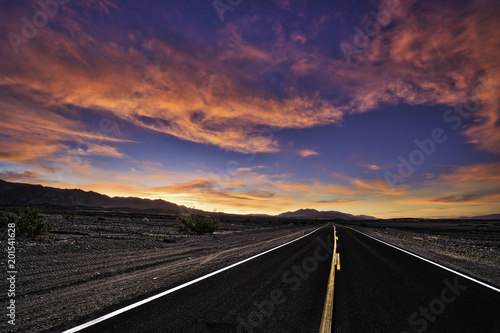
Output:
[175,211,220,235]
[0,205,52,238]
[97,215,105,221]
[18,205,52,237]
[0,212,17,234]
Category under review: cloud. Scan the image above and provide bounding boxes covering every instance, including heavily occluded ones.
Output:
[418,162,500,203]
[148,179,276,204]
[359,163,384,171]
[0,2,346,155]
[278,175,409,198]
[1,0,499,157]
[80,0,119,15]
[3,0,497,156]
[0,81,133,165]
[236,165,271,172]
[0,170,42,183]
[430,193,490,203]
[297,149,320,157]
[338,0,500,153]
[428,162,500,185]
[72,144,127,159]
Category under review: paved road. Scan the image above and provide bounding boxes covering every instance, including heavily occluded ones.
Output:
[65,225,500,332]
[334,226,500,332]
[76,227,334,333]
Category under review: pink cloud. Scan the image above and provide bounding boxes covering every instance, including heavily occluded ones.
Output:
[1,0,499,161]
[359,163,384,171]
[298,149,320,157]
[337,0,500,153]
[72,144,127,159]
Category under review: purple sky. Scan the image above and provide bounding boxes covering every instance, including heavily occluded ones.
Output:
[0,0,499,218]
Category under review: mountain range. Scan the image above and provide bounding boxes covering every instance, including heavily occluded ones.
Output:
[0,179,182,212]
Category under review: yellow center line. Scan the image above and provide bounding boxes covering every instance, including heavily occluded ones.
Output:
[319,225,338,333]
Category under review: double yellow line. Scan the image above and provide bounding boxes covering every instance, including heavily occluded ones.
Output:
[319,225,340,333]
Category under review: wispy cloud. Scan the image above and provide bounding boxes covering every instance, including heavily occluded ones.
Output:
[3,0,498,156]
[2,0,499,156]
[297,149,320,158]
[430,193,491,203]
[338,0,500,153]
[72,144,127,159]
[359,163,384,171]
[0,170,42,183]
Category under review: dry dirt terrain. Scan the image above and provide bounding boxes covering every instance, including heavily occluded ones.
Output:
[0,208,321,333]
[347,220,500,288]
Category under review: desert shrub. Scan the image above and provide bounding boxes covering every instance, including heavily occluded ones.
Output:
[97,215,105,221]
[17,205,52,237]
[175,211,220,235]
[0,212,17,235]
[0,205,52,238]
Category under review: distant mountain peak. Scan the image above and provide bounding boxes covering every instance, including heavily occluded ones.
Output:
[277,208,377,220]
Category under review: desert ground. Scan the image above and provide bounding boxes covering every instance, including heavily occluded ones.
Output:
[1,207,498,332]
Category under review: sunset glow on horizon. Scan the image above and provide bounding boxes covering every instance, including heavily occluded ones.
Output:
[1,0,499,218]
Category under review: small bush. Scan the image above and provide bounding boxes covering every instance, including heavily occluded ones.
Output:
[97,215,105,221]
[0,212,17,234]
[0,205,52,238]
[18,205,52,237]
[175,211,220,235]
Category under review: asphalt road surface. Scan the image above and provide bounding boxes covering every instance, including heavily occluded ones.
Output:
[334,226,500,333]
[66,225,500,332]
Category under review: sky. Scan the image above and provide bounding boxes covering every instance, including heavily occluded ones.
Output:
[0,0,499,218]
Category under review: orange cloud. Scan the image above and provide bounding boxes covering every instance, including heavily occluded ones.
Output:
[1,3,347,155]
[72,144,127,159]
[1,0,499,157]
[339,0,500,153]
[298,149,320,157]
[428,162,500,186]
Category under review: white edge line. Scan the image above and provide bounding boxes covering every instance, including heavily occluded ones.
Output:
[62,226,324,332]
[347,227,500,293]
